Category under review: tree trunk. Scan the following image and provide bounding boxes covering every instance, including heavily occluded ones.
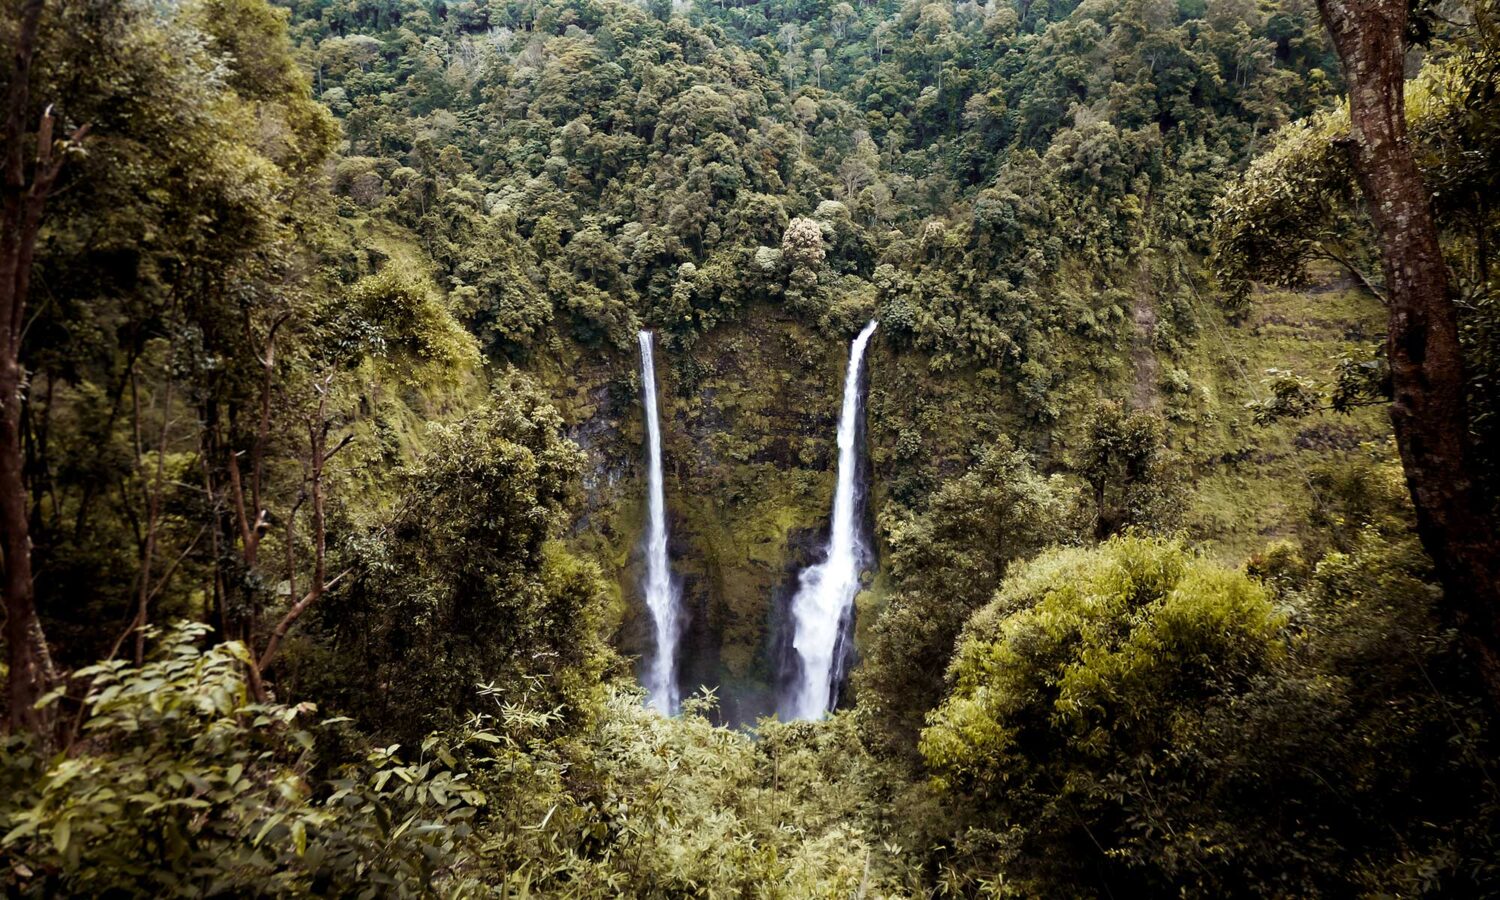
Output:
[254,384,350,694]
[1317,0,1500,699]
[0,358,49,732]
[1,0,54,735]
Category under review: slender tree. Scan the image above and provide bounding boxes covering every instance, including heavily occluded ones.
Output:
[1315,0,1500,698]
[252,374,352,699]
[1,0,84,734]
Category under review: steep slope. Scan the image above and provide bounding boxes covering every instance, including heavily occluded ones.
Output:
[277,0,1386,715]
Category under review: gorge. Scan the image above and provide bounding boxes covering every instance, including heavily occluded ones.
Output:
[631,321,880,721]
[7,0,1499,894]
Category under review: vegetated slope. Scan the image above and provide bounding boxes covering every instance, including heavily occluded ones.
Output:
[276,0,1384,713]
[9,0,1499,895]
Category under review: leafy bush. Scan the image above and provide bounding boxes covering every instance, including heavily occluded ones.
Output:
[294,377,613,742]
[919,516,1500,897]
[858,438,1080,760]
[327,265,481,377]
[919,536,1285,895]
[1,624,487,898]
[468,688,902,898]
[1075,402,1183,539]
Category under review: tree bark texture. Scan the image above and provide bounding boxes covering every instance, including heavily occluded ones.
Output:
[1318,0,1500,699]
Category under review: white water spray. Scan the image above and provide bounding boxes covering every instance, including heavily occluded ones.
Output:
[638,331,681,714]
[784,320,878,721]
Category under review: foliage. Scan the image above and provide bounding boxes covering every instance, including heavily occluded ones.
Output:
[857,437,1079,760]
[1,624,487,898]
[1213,7,1500,500]
[1246,350,1388,425]
[461,689,905,897]
[919,498,1499,896]
[328,264,481,377]
[7,0,1500,897]
[918,537,1280,893]
[10,0,342,664]
[1075,401,1182,538]
[294,376,613,741]
[922,534,1283,798]
[266,0,1343,383]
[1211,110,1374,313]
[1,654,908,899]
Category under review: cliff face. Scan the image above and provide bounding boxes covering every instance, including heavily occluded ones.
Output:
[534,300,1081,723]
[537,309,849,724]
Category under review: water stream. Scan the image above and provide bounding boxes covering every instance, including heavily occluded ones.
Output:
[638,330,681,714]
[780,320,878,720]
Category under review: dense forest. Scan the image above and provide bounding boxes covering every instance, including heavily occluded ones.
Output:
[2,0,1499,893]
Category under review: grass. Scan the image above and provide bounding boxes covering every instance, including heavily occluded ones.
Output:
[1175,263,1393,561]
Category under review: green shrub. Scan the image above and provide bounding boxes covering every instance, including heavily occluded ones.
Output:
[858,438,1080,760]
[1,624,487,898]
[920,536,1283,895]
[295,378,613,743]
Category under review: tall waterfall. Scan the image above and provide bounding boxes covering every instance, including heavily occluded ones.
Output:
[782,320,879,721]
[638,331,681,714]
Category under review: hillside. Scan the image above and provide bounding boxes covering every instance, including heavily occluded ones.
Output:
[2,0,1498,895]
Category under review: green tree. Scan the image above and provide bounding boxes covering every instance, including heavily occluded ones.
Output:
[1,623,488,897]
[2,0,339,732]
[1075,401,1181,539]
[1215,0,1500,701]
[857,438,1077,759]
[920,536,1285,895]
[300,377,611,741]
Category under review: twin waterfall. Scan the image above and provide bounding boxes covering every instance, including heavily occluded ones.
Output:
[638,331,681,715]
[635,322,878,721]
[781,320,879,721]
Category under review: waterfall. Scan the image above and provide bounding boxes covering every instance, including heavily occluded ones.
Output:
[782,320,878,721]
[638,331,681,714]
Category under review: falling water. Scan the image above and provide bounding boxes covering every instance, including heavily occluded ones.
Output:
[638,331,681,714]
[782,320,879,721]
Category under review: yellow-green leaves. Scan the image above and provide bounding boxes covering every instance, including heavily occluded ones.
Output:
[923,536,1282,787]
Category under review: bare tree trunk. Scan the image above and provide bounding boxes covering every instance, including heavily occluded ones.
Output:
[254,378,350,697]
[1317,0,1500,699]
[1,0,71,735]
[249,314,287,526]
[0,356,49,732]
[131,374,171,665]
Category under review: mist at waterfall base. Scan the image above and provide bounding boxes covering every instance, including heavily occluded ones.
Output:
[779,320,879,721]
[637,331,682,715]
